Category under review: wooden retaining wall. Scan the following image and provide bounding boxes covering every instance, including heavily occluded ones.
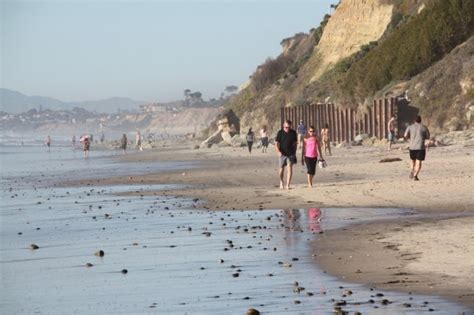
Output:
[280,98,398,143]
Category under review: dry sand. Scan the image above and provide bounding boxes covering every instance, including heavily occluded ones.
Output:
[67,141,474,308]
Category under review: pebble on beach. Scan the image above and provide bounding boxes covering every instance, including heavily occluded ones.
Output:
[94,250,105,257]
[29,244,39,250]
[247,308,260,315]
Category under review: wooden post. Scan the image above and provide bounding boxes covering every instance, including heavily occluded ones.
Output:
[374,100,378,137]
[338,108,343,142]
[343,108,347,142]
[328,104,334,136]
[380,99,384,138]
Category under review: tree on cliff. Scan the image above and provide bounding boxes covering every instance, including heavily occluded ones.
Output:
[184,89,191,99]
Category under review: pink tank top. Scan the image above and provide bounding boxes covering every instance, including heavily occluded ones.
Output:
[305,137,318,158]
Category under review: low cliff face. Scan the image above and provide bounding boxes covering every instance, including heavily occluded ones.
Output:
[19,107,219,138]
[384,37,474,132]
[311,0,394,81]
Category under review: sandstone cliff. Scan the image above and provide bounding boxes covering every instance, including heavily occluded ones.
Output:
[215,0,473,137]
[310,0,394,81]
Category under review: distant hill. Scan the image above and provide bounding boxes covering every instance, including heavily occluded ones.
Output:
[0,88,146,113]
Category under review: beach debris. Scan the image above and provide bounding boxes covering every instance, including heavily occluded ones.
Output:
[121,269,128,274]
[85,263,94,268]
[334,300,347,306]
[247,308,260,315]
[29,244,39,250]
[379,157,402,163]
[381,299,391,305]
[94,250,105,257]
[294,286,305,293]
[342,290,353,296]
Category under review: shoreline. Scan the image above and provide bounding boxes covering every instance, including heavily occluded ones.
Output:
[62,141,474,308]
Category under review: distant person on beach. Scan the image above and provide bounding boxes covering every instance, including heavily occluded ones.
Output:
[260,125,269,153]
[275,120,298,189]
[136,131,143,151]
[45,135,51,151]
[246,128,255,154]
[82,135,90,157]
[120,134,128,154]
[302,126,324,188]
[320,124,332,156]
[387,115,396,151]
[404,115,430,181]
[100,133,105,146]
[297,120,306,149]
[71,135,76,148]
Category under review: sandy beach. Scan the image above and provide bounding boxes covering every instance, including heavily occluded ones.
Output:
[64,139,474,309]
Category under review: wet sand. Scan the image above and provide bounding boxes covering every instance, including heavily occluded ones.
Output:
[64,141,474,309]
[1,181,467,314]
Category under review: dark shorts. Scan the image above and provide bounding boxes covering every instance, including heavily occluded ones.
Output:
[304,157,317,175]
[261,137,269,147]
[388,131,395,142]
[409,149,426,161]
[279,155,297,168]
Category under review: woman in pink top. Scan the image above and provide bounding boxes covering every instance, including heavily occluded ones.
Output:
[302,126,324,187]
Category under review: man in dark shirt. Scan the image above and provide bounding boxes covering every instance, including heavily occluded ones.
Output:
[275,120,298,189]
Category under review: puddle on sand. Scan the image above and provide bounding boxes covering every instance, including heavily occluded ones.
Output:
[1,183,470,314]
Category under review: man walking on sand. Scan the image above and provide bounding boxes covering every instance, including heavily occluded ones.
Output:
[297,120,306,149]
[387,115,396,151]
[276,120,298,189]
[404,115,430,181]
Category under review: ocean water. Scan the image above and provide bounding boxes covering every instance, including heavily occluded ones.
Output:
[0,144,471,314]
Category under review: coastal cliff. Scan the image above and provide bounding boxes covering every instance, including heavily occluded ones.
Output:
[310,0,394,81]
[217,0,473,136]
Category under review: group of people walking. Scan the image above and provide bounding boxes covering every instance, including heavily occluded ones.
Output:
[44,131,145,158]
[275,120,326,189]
[245,126,269,154]
[272,114,429,189]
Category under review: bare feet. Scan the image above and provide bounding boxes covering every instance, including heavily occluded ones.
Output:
[280,182,284,189]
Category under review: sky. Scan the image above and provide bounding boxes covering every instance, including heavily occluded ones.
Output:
[1,0,334,103]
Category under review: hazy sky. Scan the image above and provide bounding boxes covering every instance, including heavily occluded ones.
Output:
[2,0,334,102]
